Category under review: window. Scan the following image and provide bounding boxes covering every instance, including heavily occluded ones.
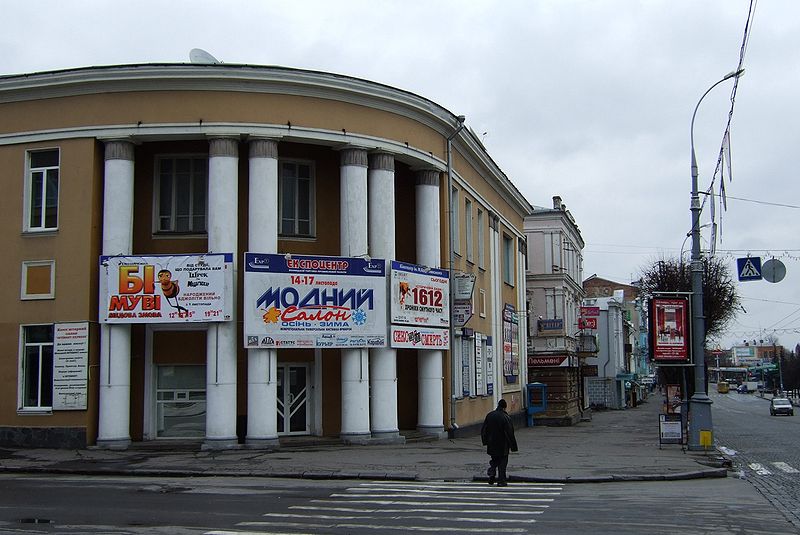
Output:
[25,149,60,231]
[21,260,55,300]
[20,325,53,410]
[479,288,487,318]
[451,187,460,255]
[477,209,485,269]
[279,160,315,237]
[465,199,474,263]
[155,156,208,233]
[503,234,514,285]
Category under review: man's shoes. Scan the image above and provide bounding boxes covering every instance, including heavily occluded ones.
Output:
[497,481,508,487]
[487,475,495,485]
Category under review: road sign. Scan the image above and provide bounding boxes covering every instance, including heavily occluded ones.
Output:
[736,257,762,282]
[761,258,786,283]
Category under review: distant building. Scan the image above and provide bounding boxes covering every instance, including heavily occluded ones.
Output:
[524,196,585,425]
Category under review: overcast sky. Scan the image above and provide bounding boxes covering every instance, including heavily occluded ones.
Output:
[2,0,797,350]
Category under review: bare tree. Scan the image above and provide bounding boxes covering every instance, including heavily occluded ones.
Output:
[638,255,740,344]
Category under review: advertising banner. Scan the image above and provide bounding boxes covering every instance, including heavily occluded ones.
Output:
[244,253,387,349]
[390,325,449,350]
[53,322,89,410]
[578,317,597,330]
[650,297,690,362]
[100,254,233,323]
[390,261,449,327]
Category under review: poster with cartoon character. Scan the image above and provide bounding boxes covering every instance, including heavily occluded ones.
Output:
[100,253,233,323]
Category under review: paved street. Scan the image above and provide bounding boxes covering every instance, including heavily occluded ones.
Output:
[712,389,800,530]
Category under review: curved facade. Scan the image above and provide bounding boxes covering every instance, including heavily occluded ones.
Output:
[0,63,531,448]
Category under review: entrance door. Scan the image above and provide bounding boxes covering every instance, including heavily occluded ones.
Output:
[155,364,206,438]
[277,364,309,435]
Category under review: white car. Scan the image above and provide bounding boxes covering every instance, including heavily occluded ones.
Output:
[770,398,794,417]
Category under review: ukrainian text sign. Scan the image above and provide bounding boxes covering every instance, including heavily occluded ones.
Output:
[100,254,233,323]
[390,261,449,327]
[244,253,387,349]
[53,322,89,410]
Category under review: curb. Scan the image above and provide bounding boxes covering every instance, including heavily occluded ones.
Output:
[473,467,728,485]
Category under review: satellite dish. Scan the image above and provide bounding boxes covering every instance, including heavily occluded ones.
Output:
[189,48,220,64]
[761,259,786,283]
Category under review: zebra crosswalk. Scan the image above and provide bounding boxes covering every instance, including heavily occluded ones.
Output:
[207,480,564,534]
[747,461,800,476]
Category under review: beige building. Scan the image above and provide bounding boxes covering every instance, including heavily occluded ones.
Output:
[0,62,531,448]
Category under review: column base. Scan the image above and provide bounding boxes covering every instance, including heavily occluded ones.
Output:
[201,437,240,451]
[244,437,280,450]
[95,437,131,451]
[340,432,373,445]
[370,430,406,445]
[416,425,447,439]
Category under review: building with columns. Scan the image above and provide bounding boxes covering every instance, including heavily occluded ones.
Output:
[0,62,531,449]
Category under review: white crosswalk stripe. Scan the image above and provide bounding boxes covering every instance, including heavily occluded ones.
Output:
[771,462,800,474]
[212,480,564,534]
[748,463,773,475]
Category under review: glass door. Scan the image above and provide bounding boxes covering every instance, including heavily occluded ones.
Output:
[156,365,206,438]
[277,364,309,435]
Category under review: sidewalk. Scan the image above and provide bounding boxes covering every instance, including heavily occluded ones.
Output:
[0,398,728,483]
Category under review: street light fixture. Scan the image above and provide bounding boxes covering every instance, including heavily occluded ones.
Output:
[687,67,744,450]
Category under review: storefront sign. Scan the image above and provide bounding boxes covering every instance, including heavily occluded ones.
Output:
[100,254,233,323]
[475,332,485,396]
[581,364,599,377]
[452,300,473,327]
[503,303,520,382]
[578,317,597,330]
[486,336,494,395]
[390,261,449,327]
[390,325,449,349]
[580,306,600,317]
[538,318,564,334]
[528,355,568,367]
[452,271,476,300]
[244,253,387,349]
[649,297,690,362]
[53,322,89,410]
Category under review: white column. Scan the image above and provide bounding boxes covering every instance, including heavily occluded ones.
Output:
[204,137,239,449]
[489,213,503,406]
[368,152,401,442]
[415,169,445,436]
[97,140,135,449]
[340,147,371,443]
[246,138,280,448]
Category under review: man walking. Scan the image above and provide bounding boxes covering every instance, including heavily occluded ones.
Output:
[481,399,518,486]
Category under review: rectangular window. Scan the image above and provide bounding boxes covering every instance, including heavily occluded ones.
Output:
[21,260,55,300]
[465,199,473,263]
[477,209,485,269]
[279,160,315,237]
[503,234,514,285]
[451,187,460,255]
[25,149,60,231]
[479,288,487,318]
[155,156,208,234]
[20,325,54,410]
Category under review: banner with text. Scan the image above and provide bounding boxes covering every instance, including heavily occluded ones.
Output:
[244,253,387,349]
[53,322,89,410]
[100,254,233,323]
[390,261,450,327]
[390,325,450,350]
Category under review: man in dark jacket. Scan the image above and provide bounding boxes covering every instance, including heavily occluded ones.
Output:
[480,399,518,486]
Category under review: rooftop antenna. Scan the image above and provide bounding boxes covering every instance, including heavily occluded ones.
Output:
[189,48,220,64]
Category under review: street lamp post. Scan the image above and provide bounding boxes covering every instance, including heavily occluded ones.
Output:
[687,67,744,450]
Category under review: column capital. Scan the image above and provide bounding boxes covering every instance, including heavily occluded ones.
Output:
[368,152,395,172]
[104,140,134,161]
[415,169,440,187]
[340,147,369,167]
[209,137,239,158]
[249,138,279,159]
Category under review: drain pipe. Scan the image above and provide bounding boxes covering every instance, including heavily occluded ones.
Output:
[447,114,466,433]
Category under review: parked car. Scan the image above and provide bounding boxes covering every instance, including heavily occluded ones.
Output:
[737,384,749,394]
[770,398,794,416]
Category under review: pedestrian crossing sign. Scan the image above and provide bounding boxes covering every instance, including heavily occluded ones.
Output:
[737,257,762,281]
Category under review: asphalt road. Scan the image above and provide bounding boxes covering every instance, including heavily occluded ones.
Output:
[1,472,797,534]
[712,389,800,531]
